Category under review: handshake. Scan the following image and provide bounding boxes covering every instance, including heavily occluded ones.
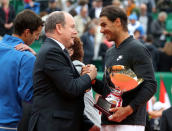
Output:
[81,64,97,81]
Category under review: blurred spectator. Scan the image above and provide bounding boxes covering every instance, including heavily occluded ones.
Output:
[157,42,172,72]
[161,42,172,56]
[128,13,145,36]
[99,37,114,70]
[135,0,156,14]
[151,12,168,48]
[112,0,123,8]
[138,3,153,35]
[35,0,48,15]
[57,0,77,16]
[149,102,165,131]
[89,0,103,19]
[157,0,172,13]
[24,0,40,14]
[92,18,103,60]
[102,0,112,7]
[145,112,153,131]
[45,0,61,14]
[75,0,88,15]
[69,9,77,17]
[74,5,91,37]
[65,0,73,11]
[144,35,159,71]
[0,0,15,37]
[133,28,145,43]
[62,0,76,12]
[81,22,96,64]
[88,0,94,10]
[160,107,172,131]
[146,96,164,131]
[98,42,108,70]
[125,0,136,16]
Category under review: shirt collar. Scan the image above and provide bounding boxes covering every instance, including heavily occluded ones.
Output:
[116,35,133,49]
[1,34,24,47]
[49,37,65,50]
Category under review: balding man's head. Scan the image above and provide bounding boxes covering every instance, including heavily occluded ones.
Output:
[45,11,77,48]
[45,11,66,33]
[140,4,147,11]
[140,4,147,15]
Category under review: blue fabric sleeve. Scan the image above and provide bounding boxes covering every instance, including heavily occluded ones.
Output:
[17,53,35,102]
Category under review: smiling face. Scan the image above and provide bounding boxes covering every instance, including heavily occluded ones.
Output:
[100,16,118,41]
[61,13,77,48]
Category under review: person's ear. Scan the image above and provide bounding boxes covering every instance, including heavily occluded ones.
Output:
[55,24,63,34]
[114,18,121,27]
[24,29,30,37]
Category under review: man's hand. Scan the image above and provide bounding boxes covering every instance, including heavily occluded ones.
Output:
[81,65,90,75]
[15,43,37,56]
[4,24,11,29]
[89,125,100,131]
[81,64,97,80]
[4,23,13,29]
[108,105,133,122]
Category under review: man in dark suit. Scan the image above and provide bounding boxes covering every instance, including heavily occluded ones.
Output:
[29,11,99,131]
[160,107,172,131]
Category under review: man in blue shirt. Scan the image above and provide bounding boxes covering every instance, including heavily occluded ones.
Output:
[0,10,43,131]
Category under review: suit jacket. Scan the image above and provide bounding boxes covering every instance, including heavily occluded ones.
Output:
[29,38,93,131]
[160,107,172,131]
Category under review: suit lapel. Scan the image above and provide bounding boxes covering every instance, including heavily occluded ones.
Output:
[63,51,80,76]
[45,38,80,76]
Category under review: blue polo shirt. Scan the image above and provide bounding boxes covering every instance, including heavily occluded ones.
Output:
[0,35,35,129]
